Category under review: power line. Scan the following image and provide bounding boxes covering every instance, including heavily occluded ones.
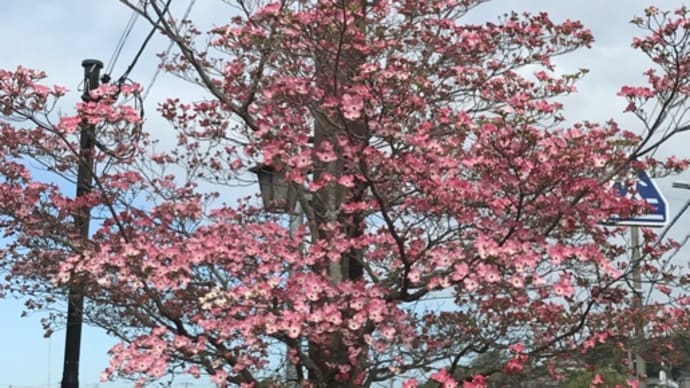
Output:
[98,0,174,128]
[142,0,197,102]
[116,0,173,86]
[104,8,139,78]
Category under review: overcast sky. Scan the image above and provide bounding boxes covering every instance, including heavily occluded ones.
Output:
[1,1,690,387]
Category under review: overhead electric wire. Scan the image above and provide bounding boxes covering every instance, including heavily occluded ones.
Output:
[105,8,139,78]
[142,0,197,102]
[89,1,175,163]
[116,0,173,86]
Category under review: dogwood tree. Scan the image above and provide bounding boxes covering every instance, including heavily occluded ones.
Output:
[2,1,690,387]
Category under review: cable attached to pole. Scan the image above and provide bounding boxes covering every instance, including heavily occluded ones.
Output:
[116,0,172,86]
[142,0,196,102]
[104,9,139,81]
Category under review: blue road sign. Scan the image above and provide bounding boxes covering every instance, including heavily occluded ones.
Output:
[609,170,668,227]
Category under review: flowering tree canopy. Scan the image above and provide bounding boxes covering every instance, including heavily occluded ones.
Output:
[2,1,690,387]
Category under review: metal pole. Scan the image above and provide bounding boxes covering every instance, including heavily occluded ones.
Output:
[61,59,102,388]
[631,226,646,387]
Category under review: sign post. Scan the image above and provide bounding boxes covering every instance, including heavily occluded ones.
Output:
[607,169,669,388]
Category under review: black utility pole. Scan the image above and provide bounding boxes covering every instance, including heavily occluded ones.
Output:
[61,59,102,388]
